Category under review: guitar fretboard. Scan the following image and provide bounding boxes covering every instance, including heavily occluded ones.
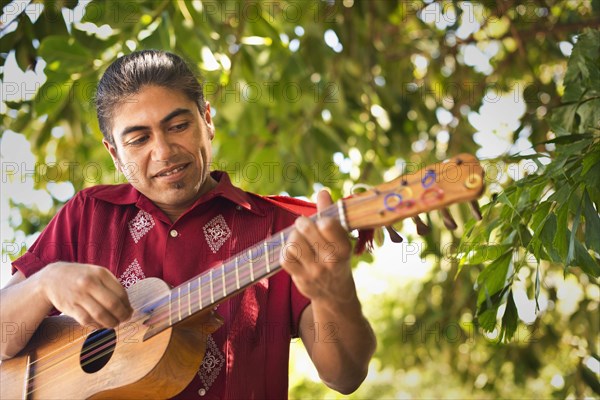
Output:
[142,205,341,338]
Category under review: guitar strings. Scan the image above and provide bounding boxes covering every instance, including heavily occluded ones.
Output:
[139,205,341,331]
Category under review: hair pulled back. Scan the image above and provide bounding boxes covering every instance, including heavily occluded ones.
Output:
[96,50,206,144]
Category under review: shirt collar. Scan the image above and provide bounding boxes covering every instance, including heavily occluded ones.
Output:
[88,171,264,216]
[203,171,264,216]
[85,183,140,205]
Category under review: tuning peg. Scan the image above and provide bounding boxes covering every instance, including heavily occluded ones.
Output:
[412,215,431,235]
[469,200,482,220]
[385,226,404,243]
[440,208,458,230]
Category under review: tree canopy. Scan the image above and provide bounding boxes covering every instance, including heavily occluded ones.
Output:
[1,1,599,398]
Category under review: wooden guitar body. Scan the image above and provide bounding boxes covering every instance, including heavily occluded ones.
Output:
[0,278,223,399]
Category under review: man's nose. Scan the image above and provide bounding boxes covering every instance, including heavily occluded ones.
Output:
[152,134,175,161]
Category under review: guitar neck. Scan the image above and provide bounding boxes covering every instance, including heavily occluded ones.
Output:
[142,204,342,338]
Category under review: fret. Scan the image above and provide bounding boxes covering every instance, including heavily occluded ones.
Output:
[209,269,214,304]
[235,256,240,290]
[248,249,254,281]
[264,241,271,273]
[221,264,226,298]
[187,281,192,316]
[198,276,203,310]
[177,287,182,322]
[337,199,348,230]
[23,354,31,397]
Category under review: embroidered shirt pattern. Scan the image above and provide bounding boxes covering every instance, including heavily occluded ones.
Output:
[197,334,225,393]
[119,259,145,288]
[203,214,231,253]
[128,210,155,244]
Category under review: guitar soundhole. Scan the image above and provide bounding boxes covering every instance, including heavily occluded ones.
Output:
[80,328,117,373]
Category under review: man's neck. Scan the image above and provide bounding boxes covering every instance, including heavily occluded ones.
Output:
[159,175,218,223]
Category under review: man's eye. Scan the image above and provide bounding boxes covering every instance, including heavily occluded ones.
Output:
[170,122,189,132]
[127,136,149,146]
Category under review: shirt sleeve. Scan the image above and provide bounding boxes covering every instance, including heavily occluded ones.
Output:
[12,192,84,278]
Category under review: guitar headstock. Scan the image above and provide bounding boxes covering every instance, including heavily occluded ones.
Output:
[342,153,484,231]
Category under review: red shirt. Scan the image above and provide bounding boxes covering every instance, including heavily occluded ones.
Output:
[13,171,314,399]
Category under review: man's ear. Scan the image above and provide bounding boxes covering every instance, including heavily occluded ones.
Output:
[103,138,121,172]
[204,102,215,141]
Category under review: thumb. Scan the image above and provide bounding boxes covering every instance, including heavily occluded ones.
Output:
[316,189,334,213]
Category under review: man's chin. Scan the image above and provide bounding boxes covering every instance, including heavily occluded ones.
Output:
[159,186,200,204]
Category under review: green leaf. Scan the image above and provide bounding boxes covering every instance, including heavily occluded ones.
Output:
[547,184,571,205]
[38,36,92,74]
[548,104,577,135]
[500,291,518,342]
[576,99,600,132]
[537,132,594,146]
[563,30,600,101]
[0,28,19,54]
[518,224,533,247]
[461,244,511,266]
[531,202,552,232]
[15,38,35,72]
[34,1,69,39]
[33,78,72,118]
[476,251,512,306]
[557,137,594,156]
[582,149,600,176]
[477,307,498,332]
[573,240,600,277]
[553,203,569,262]
[539,213,561,262]
[566,195,584,268]
[527,180,547,202]
[583,160,600,190]
[583,190,600,254]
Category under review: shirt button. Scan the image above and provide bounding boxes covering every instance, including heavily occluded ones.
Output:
[198,388,206,396]
[170,229,179,238]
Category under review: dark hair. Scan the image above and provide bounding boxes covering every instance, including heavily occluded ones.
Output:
[95,50,206,144]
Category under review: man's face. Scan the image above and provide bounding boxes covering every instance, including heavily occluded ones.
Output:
[104,85,215,214]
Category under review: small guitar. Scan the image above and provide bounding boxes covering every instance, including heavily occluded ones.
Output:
[0,153,485,399]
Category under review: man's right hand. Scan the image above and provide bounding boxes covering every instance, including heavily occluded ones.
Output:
[1,263,131,360]
[39,262,133,329]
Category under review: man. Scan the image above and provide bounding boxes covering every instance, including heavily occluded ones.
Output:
[0,50,375,398]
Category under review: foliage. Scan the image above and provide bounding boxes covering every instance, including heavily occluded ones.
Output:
[461,28,600,343]
[1,0,599,398]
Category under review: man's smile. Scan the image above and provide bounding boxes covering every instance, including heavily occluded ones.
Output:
[154,163,190,179]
